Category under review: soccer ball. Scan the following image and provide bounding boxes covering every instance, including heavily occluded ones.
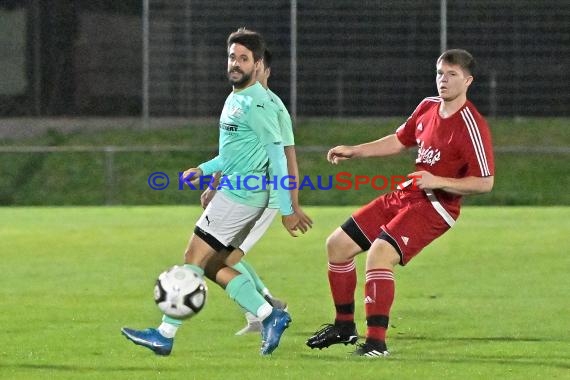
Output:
[153,265,207,319]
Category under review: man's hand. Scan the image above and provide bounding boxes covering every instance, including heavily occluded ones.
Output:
[200,188,216,209]
[200,172,221,208]
[282,213,301,237]
[327,145,356,164]
[408,170,439,190]
[408,171,494,195]
[293,206,313,233]
[181,167,203,186]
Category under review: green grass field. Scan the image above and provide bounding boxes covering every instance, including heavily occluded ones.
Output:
[1,206,569,379]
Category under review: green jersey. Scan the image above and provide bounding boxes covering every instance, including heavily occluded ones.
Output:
[267,89,294,209]
[269,89,294,146]
[215,82,282,208]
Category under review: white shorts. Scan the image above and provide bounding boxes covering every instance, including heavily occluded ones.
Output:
[239,208,279,253]
[195,191,265,249]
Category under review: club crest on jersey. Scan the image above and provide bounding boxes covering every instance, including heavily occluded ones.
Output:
[416,140,441,166]
[229,106,243,118]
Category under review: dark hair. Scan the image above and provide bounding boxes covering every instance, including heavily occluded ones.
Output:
[263,48,272,69]
[227,27,266,62]
[437,49,476,76]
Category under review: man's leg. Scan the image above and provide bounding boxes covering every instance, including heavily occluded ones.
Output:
[233,208,282,302]
[352,236,399,357]
[121,233,214,356]
[122,193,291,356]
[194,197,290,355]
[232,258,287,335]
[306,226,362,349]
[353,199,451,358]
[227,208,287,335]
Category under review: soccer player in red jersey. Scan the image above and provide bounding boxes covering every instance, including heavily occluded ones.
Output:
[306,49,495,357]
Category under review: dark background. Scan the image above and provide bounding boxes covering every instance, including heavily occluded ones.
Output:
[0,0,568,117]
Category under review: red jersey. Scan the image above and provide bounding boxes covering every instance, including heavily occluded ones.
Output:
[396,97,495,217]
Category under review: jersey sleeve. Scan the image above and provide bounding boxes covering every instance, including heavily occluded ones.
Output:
[460,108,495,177]
[264,142,294,215]
[278,107,294,146]
[395,100,425,147]
[198,155,223,176]
[270,91,295,146]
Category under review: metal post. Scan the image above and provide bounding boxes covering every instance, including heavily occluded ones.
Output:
[142,0,150,129]
[104,147,116,205]
[336,69,344,117]
[440,0,447,52]
[489,70,497,118]
[33,0,42,115]
[290,0,298,122]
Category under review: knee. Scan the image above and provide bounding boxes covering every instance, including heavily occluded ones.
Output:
[325,229,354,263]
[367,240,400,269]
[325,233,338,260]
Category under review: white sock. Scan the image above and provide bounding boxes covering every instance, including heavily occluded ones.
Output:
[158,322,179,338]
[245,311,261,323]
[256,303,273,321]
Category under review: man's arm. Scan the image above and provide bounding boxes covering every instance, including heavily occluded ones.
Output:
[265,142,300,237]
[409,171,494,195]
[198,155,223,176]
[249,96,300,236]
[327,134,406,164]
[200,172,221,209]
[284,146,312,232]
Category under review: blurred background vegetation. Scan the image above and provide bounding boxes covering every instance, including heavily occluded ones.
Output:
[1,118,568,206]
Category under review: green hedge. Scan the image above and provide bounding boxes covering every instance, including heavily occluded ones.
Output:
[1,118,568,205]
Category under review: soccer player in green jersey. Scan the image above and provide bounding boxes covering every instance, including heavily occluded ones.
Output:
[200,48,313,335]
[121,28,301,356]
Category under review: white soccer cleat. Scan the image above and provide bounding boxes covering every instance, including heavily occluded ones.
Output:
[235,312,262,335]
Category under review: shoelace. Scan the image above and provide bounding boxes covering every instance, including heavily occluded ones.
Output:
[311,323,336,335]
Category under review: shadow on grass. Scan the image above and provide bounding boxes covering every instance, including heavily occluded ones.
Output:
[294,330,570,369]
[5,363,163,372]
[292,329,569,344]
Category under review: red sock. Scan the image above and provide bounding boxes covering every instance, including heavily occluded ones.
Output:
[364,269,395,342]
[328,261,356,323]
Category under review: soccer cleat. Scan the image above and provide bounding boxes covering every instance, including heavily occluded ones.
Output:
[121,327,173,356]
[264,294,288,311]
[235,312,263,335]
[306,323,358,349]
[260,308,292,355]
[352,341,390,358]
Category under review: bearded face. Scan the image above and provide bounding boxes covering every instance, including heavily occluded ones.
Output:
[227,43,257,89]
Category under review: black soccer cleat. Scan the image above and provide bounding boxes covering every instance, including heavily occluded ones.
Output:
[352,340,390,358]
[306,323,358,349]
